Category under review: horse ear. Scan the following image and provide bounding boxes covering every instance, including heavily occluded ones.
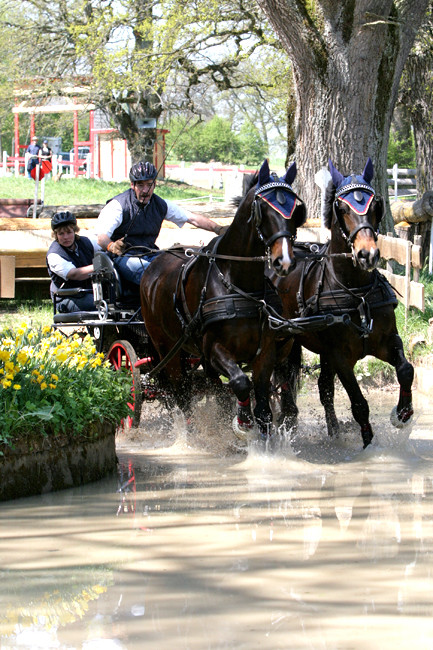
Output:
[283,161,297,186]
[328,158,344,188]
[363,157,374,183]
[258,159,271,187]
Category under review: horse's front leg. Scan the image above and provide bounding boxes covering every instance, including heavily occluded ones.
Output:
[318,356,340,438]
[385,334,414,428]
[208,343,254,438]
[272,340,300,432]
[334,361,373,448]
[161,355,194,425]
[251,332,277,439]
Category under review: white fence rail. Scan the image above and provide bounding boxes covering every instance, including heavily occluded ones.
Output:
[387,165,417,200]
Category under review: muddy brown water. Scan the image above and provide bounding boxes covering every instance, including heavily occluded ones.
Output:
[1,387,433,649]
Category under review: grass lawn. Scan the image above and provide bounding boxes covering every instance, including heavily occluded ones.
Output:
[0,176,223,205]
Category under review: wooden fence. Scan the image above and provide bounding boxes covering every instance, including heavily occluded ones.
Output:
[378,233,424,319]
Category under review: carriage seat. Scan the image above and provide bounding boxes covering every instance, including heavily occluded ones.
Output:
[52,287,100,324]
[91,251,141,310]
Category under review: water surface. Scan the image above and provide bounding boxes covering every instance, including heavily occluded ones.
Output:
[1,388,433,649]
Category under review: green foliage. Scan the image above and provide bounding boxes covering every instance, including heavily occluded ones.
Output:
[199,117,240,164]
[0,323,132,447]
[387,128,416,168]
[165,116,267,165]
[237,122,268,165]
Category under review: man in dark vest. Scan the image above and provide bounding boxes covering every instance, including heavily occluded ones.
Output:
[96,161,223,286]
[46,211,100,312]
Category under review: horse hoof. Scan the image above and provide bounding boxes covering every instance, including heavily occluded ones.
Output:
[390,405,414,428]
[232,415,256,442]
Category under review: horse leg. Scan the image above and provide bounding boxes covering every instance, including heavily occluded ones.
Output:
[334,363,373,448]
[251,336,278,439]
[208,344,254,436]
[381,333,414,427]
[317,357,340,438]
[203,362,235,414]
[273,341,301,431]
[159,355,194,426]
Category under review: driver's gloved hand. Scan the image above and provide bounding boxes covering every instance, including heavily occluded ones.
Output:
[107,238,126,256]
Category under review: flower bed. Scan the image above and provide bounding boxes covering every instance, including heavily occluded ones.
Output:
[0,323,132,500]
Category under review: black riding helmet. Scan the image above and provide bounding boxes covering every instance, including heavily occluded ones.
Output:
[129,161,158,182]
[51,211,77,230]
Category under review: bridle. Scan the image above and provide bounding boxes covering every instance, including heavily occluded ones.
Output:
[249,181,300,248]
[333,180,381,245]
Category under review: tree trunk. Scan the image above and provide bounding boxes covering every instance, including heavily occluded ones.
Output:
[256,0,430,231]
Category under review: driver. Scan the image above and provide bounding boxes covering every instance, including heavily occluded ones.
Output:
[96,161,223,286]
[46,211,100,313]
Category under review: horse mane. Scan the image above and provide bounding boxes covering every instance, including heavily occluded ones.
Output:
[323,180,336,229]
[230,171,259,208]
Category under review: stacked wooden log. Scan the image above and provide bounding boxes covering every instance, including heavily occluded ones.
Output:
[391,191,432,265]
[391,191,433,225]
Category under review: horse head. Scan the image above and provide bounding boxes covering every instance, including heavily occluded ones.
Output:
[250,159,307,276]
[325,158,384,270]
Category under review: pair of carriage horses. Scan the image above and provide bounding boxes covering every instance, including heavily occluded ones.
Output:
[139,158,414,448]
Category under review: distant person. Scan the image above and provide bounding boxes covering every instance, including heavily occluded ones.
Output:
[46,211,100,313]
[26,135,41,178]
[96,161,223,286]
[40,140,52,162]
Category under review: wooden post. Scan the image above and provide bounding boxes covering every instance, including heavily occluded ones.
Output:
[413,235,422,282]
[32,164,40,218]
[404,239,412,325]
[393,163,398,200]
[428,221,433,275]
[73,108,79,177]
[14,110,19,157]
[0,256,15,298]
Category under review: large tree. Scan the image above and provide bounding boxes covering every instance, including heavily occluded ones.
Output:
[399,4,433,196]
[256,0,430,230]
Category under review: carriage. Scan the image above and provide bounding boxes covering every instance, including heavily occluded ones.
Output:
[51,248,176,428]
[51,159,414,447]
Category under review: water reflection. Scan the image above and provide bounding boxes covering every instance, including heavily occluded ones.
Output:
[0,389,432,648]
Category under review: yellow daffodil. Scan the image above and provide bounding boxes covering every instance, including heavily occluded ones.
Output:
[16,350,29,365]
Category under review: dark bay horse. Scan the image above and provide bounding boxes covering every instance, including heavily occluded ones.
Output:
[140,159,307,439]
[272,158,414,448]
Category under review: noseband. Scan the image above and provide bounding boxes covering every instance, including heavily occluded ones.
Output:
[250,181,298,248]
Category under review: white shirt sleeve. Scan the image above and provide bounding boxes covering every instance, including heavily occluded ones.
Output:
[47,253,75,281]
[164,199,191,227]
[96,199,124,238]
[85,234,102,252]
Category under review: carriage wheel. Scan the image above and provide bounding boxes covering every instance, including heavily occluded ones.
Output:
[106,340,143,428]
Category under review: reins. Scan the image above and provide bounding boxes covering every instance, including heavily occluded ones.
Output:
[123,242,351,264]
